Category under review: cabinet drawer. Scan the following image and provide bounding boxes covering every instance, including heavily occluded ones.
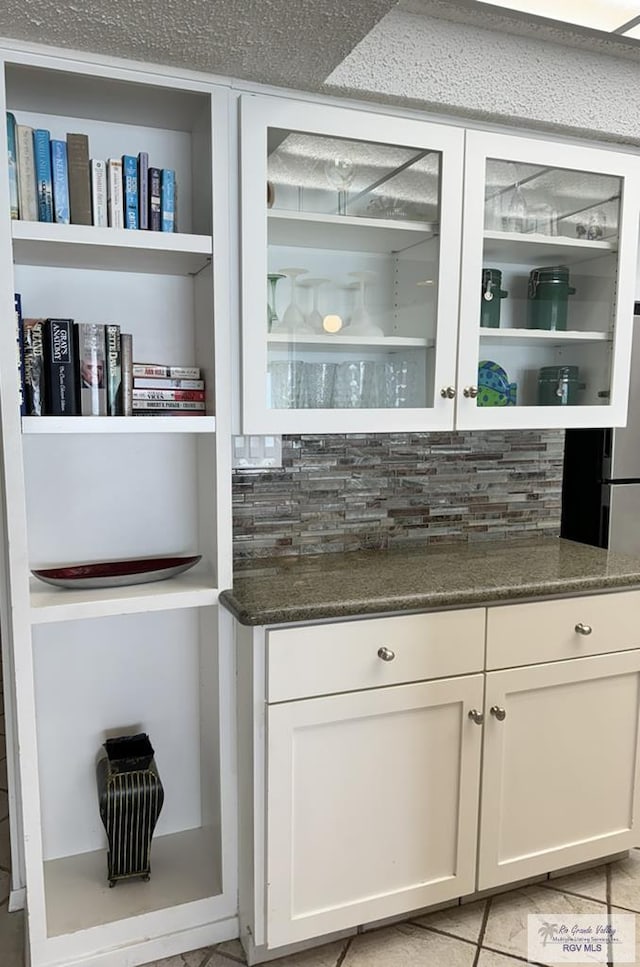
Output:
[487,590,640,669]
[267,609,485,702]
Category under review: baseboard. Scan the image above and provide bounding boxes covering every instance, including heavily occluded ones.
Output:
[8,887,25,912]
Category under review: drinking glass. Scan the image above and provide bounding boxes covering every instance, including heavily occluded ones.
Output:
[384,359,419,408]
[267,273,285,332]
[324,158,356,215]
[268,361,304,409]
[277,268,310,333]
[301,362,336,408]
[348,271,383,336]
[502,181,529,233]
[300,278,330,335]
[332,361,380,408]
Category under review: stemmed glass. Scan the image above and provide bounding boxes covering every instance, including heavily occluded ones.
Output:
[300,277,329,334]
[277,267,309,333]
[325,158,356,215]
[347,271,383,336]
[267,273,285,333]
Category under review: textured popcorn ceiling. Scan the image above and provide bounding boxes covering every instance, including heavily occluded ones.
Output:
[0,0,398,88]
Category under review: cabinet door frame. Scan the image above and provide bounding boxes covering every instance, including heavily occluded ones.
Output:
[266,673,484,948]
[240,93,465,434]
[479,650,640,890]
[457,130,640,430]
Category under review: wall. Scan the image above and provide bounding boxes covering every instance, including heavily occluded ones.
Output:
[232,430,564,561]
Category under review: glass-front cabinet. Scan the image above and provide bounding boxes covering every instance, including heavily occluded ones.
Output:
[457,131,640,429]
[240,96,464,432]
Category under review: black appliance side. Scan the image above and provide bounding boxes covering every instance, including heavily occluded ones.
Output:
[560,428,610,549]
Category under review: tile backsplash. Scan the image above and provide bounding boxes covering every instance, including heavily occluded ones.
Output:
[232,430,564,561]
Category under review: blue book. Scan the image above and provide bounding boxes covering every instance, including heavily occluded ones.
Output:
[161,168,175,233]
[122,154,138,230]
[50,139,70,224]
[33,129,53,222]
[6,113,18,219]
[137,152,148,230]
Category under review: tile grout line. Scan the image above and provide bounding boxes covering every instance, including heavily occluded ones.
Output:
[472,897,491,967]
[409,920,478,949]
[542,883,608,906]
[335,936,353,967]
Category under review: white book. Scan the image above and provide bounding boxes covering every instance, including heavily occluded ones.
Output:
[90,159,108,227]
[107,158,123,228]
[16,124,37,221]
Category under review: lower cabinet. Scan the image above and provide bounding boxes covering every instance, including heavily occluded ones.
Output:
[266,674,484,947]
[478,649,640,890]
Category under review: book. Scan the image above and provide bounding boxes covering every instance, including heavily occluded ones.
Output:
[137,152,148,230]
[45,319,78,415]
[161,168,175,232]
[122,154,138,230]
[6,113,18,219]
[132,399,205,411]
[15,294,25,416]
[22,318,46,416]
[33,129,53,222]
[133,388,205,402]
[132,364,200,379]
[107,158,123,228]
[104,323,122,416]
[50,139,70,224]
[77,323,106,415]
[121,332,133,416]
[148,167,161,231]
[132,409,205,417]
[16,124,37,221]
[133,377,204,391]
[90,159,108,227]
[67,133,92,225]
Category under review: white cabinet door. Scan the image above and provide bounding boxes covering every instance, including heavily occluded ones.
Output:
[458,130,640,430]
[240,94,464,434]
[479,650,640,890]
[266,674,483,948]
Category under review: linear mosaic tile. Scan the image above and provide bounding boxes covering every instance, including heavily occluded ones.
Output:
[233,431,564,561]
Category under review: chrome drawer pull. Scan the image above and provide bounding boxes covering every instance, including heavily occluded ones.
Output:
[377,646,395,662]
[468,709,484,725]
[490,705,506,721]
[575,623,593,636]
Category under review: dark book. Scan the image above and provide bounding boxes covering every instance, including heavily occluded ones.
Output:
[67,133,92,225]
[121,333,133,416]
[77,323,106,415]
[33,129,53,222]
[14,294,25,416]
[138,152,148,230]
[22,318,46,416]
[104,323,122,416]
[148,167,161,231]
[45,319,78,415]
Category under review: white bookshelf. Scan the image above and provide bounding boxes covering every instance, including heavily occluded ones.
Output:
[22,415,217,433]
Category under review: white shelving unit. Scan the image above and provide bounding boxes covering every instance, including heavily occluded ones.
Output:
[479,328,612,347]
[482,230,615,265]
[0,48,236,967]
[267,334,432,349]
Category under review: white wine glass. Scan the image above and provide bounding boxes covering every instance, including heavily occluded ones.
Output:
[276,267,309,333]
[300,277,329,334]
[324,157,356,215]
[347,271,383,336]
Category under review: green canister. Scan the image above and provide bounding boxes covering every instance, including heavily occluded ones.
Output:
[527,265,576,331]
[537,365,581,405]
[480,268,508,328]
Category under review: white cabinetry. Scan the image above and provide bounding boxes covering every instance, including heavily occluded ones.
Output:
[0,50,236,967]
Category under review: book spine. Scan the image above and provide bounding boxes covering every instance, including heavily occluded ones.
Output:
[67,133,92,225]
[132,399,205,411]
[133,389,205,402]
[22,319,46,416]
[132,409,204,416]
[45,319,78,415]
[149,167,161,231]
[77,323,107,415]
[33,129,53,222]
[132,364,201,379]
[121,333,133,416]
[50,139,70,225]
[104,323,122,416]
[6,113,18,219]
[133,377,204,390]
[138,152,148,230]
[122,154,138,230]
[107,159,124,228]
[161,169,176,232]
[90,159,108,227]
[16,125,37,221]
[15,294,25,416]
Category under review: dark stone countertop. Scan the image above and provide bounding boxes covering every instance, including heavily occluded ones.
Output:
[219,539,640,626]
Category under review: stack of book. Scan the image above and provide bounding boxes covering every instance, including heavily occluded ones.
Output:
[132,364,206,416]
[7,112,176,231]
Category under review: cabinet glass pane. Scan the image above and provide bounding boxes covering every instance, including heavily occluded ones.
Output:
[265,128,442,411]
[474,158,621,409]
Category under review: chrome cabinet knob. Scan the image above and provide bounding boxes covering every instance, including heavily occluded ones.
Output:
[377,646,395,662]
[463,386,478,398]
[468,709,484,725]
[440,386,456,399]
[490,705,506,721]
[575,623,592,636]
